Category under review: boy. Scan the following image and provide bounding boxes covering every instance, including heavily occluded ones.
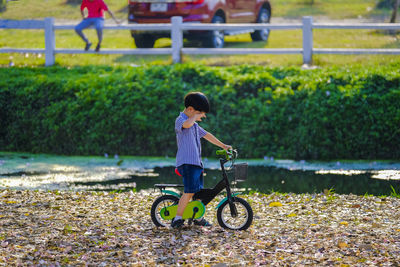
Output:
[75,0,120,52]
[172,92,231,229]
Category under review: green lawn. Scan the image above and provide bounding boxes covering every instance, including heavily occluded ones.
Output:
[1,27,399,67]
[0,0,399,66]
[0,0,393,20]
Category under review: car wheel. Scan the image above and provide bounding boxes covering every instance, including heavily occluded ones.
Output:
[202,15,225,48]
[251,8,270,42]
[134,34,156,48]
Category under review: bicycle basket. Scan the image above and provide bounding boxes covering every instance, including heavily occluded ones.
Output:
[233,163,248,182]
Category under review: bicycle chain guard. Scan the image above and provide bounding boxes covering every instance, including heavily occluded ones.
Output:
[160,200,205,220]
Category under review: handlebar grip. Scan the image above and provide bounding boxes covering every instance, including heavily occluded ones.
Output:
[216,150,227,156]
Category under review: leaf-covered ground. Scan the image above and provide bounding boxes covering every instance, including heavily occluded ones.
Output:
[0,190,399,266]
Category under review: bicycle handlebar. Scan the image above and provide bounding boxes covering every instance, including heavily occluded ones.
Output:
[216,149,237,160]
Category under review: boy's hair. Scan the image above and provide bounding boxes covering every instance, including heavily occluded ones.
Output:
[184,92,210,113]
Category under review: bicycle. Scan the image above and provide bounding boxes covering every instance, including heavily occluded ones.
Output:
[151,149,253,230]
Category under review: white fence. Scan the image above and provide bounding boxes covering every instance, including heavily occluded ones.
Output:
[1,16,400,66]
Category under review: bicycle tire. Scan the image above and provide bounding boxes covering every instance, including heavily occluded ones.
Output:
[217,197,253,231]
[151,194,180,227]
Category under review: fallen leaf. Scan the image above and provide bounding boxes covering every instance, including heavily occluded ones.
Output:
[338,242,348,249]
[269,202,283,207]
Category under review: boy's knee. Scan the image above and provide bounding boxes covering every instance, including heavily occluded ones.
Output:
[74,26,81,33]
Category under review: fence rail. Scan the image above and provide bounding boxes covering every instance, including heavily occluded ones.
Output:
[1,16,400,66]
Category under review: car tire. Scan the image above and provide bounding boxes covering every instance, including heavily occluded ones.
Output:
[202,15,225,48]
[251,8,270,42]
[134,34,156,48]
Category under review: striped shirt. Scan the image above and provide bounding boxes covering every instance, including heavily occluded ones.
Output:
[175,112,208,168]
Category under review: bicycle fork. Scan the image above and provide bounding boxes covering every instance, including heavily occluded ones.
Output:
[221,159,238,217]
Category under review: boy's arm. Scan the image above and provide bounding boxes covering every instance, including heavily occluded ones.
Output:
[80,0,86,19]
[107,10,120,24]
[203,133,232,151]
[182,113,202,129]
[80,8,86,19]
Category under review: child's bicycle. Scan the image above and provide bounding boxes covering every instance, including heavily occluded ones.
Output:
[151,149,253,231]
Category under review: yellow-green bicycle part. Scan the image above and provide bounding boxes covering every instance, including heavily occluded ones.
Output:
[160,200,206,220]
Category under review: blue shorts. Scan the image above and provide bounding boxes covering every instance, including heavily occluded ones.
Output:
[177,164,204,193]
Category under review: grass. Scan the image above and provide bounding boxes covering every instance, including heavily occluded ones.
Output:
[0,0,399,66]
[1,27,399,67]
[273,0,379,19]
[391,185,400,198]
[0,0,394,21]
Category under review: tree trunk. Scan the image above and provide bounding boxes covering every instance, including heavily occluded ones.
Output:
[390,0,400,23]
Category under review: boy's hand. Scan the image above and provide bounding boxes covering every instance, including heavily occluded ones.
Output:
[192,112,206,122]
[223,144,232,151]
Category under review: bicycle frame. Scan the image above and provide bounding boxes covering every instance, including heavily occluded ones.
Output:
[190,157,238,217]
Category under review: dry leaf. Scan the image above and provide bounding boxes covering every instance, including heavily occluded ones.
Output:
[0,189,399,265]
[269,202,283,207]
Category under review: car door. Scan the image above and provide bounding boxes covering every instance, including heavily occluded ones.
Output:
[230,0,257,22]
[225,0,241,23]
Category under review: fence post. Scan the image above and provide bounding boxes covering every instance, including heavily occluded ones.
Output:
[171,16,183,64]
[302,16,313,65]
[44,17,55,66]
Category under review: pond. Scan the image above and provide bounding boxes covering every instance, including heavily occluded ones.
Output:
[1,152,400,196]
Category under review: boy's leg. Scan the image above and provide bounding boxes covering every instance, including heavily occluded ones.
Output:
[75,19,91,43]
[75,19,94,50]
[192,172,212,226]
[94,18,104,51]
[176,193,194,217]
[172,165,205,228]
[171,192,193,228]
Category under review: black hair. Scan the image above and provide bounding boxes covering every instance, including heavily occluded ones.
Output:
[184,92,210,113]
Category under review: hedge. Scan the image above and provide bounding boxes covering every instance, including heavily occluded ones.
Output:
[1,64,399,160]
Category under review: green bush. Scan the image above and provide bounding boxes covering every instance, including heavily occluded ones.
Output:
[1,64,399,160]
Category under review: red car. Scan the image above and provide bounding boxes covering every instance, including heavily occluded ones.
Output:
[128,0,272,48]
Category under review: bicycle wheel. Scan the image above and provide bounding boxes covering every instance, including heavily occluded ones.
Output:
[217,197,253,230]
[151,195,180,227]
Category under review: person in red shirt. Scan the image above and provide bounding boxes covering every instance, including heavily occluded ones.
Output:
[74,0,120,52]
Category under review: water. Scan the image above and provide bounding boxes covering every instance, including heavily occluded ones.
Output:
[0,152,399,196]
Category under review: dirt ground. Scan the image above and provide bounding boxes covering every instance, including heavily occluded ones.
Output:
[1,189,399,266]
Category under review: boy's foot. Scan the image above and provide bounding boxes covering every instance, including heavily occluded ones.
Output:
[171,218,185,229]
[84,42,92,51]
[95,44,101,52]
[193,218,212,227]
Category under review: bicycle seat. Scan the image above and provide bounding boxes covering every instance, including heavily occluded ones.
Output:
[175,168,182,176]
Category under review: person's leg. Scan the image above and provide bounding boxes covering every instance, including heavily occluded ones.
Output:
[192,171,212,226]
[171,165,200,228]
[176,193,194,217]
[75,19,94,50]
[75,19,91,43]
[94,18,104,51]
